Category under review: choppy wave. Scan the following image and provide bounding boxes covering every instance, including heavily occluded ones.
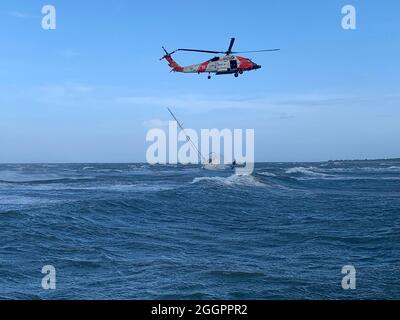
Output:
[192,174,265,187]
[285,167,332,178]
[0,195,61,206]
[1,161,400,300]
[283,165,400,181]
[83,184,177,192]
[0,171,62,183]
[321,166,400,173]
[82,166,96,171]
[358,166,400,172]
[0,170,94,184]
[258,171,277,177]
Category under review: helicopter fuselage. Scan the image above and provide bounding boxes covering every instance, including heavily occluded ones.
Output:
[180,55,261,75]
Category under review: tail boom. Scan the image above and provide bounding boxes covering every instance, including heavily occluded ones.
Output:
[165,55,184,72]
[161,47,183,72]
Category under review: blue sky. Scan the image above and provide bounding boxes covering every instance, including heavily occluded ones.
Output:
[0,0,399,162]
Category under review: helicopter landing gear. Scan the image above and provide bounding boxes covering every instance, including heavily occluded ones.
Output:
[208,74,211,79]
[239,70,243,75]
[234,73,239,78]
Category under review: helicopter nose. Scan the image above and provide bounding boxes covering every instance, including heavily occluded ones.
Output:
[253,63,261,70]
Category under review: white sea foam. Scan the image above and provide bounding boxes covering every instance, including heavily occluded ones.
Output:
[258,171,277,177]
[192,174,264,187]
[285,167,329,177]
[97,169,124,173]
[82,166,96,171]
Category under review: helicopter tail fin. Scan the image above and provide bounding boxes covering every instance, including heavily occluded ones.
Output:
[160,47,184,72]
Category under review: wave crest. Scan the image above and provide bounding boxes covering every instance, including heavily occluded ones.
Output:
[192,174,264,187]
[285,167,328,177]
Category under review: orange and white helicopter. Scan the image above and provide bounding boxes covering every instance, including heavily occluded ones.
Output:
[160,38,279,79]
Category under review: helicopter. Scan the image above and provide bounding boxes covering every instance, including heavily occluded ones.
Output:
[160,38,279,79]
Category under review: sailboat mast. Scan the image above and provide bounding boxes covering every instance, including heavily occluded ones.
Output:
[167,107,206,163]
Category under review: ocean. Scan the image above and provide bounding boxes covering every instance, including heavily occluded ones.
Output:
[0,160,399,300]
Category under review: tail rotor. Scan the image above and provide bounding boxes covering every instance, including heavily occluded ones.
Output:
[160,47,177,61]
[160,47,183,72]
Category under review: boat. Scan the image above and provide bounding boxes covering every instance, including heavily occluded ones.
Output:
[167,108,240,171]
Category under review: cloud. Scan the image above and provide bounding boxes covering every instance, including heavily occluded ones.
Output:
[37,84,94,95]
[114,93,368,111]
[115,94,274,110]
[31,84,95,106]
[61,50,81,58]
[274,93,400,108]
[10,81,399,116]
[8,11,30,19]
[271,112,295,120]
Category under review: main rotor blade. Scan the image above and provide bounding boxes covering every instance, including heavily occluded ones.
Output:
[226,37,236,54]
[232,49,281,54]
[177,49,224,54]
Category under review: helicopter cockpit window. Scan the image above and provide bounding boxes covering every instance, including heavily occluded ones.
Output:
[210,56,220,62]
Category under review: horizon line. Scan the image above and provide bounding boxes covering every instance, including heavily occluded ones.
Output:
[1,158,399,165]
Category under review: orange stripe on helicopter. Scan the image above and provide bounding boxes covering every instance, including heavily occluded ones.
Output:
[197,61,209,73]
[165,55,184,72]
